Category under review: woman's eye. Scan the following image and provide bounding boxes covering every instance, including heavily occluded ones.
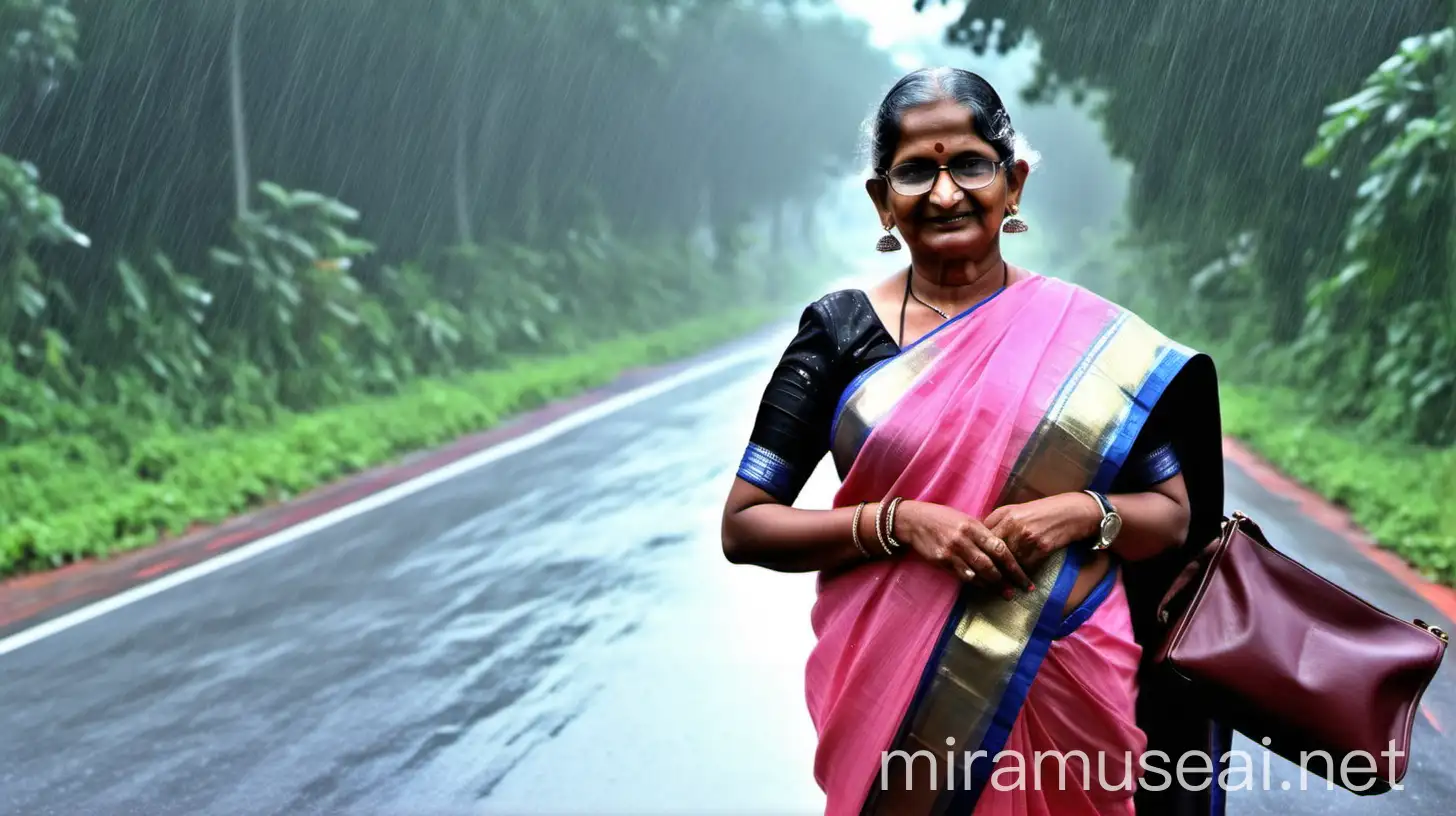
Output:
[891,164,935,182]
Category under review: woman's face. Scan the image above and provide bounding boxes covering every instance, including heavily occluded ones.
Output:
[868,98,1029,262]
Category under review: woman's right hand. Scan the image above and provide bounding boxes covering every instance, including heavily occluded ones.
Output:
[889,500,1034,595]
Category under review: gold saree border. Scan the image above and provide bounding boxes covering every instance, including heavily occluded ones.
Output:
[845,309,1194,815]
[830,339,941,478]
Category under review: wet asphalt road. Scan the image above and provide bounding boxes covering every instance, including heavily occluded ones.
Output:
[1,325,1453,816]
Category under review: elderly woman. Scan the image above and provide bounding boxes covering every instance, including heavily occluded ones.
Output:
[721,68,1228,815]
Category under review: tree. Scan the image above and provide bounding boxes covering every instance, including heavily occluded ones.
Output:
[915,0,1455,442]
[917,0,1445,339]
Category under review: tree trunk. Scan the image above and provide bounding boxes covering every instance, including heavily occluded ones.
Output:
[522,156,542,245]
[799,205,817,255]
[229,0,250,218]
[453,75,473,247]
[1446,0,1456,330]
[771,200,787,256]
[472,89,510,244]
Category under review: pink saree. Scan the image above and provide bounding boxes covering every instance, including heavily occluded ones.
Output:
[807,272,1222,815]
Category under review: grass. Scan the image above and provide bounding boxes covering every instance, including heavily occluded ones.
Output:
[1219,384,1456,586]
[0,306,782,578]
[10,287,1446,591]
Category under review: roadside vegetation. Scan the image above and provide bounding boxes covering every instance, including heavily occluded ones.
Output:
[0,0,895,577]
[928,0,1456,584]
[0,306,792,576]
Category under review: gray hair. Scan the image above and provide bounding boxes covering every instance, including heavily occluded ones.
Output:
[861,67,1037,174]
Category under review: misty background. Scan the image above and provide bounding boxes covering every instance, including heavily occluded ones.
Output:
[2,3,1454,814]
[2,0,1451,645]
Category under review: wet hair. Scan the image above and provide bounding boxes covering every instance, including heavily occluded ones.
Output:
[863,67,1033,173]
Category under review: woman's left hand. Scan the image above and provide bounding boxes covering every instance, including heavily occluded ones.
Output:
[983,493,1102,577]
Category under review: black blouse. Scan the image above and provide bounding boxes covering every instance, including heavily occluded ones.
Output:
[736,289,1181,505]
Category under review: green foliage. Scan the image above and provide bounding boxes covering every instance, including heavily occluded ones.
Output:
[932,1,1456,579]
[1220,384,1456,586]
[0,0,77,115]
[95,253,215,425]
[1221,31,1456,446]
[923,0,1443,281]
[0,154,87,386]
[1065,233,1456,584]
[0,307,778,577]
[0,1,859,580]
[205,181,381,409]
[0,0,886,433]
[4,0,896,273]
[0,178,815,448]
[1299,27,1455,444]
[922,2,1453,443]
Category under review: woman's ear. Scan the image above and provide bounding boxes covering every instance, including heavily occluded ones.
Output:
[865,176,892,226]
[1006,159,1031,210]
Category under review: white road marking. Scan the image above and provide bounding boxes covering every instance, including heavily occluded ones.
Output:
[0,342,780,657]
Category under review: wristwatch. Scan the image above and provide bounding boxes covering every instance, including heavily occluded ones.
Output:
[1084,490,1122,551]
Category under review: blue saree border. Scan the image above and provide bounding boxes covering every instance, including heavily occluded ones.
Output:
[1055,558,1119,639]
[830,357,888,458]
[1088,343,1192,494]
[828,286,1008,446]
[849,293,1210,814]
[1209,720,1234,815]
[948,546,1087,811]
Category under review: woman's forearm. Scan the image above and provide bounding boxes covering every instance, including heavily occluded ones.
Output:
[1103,488,1191,561]
[723,477,1192,573]
[721,490,881,573]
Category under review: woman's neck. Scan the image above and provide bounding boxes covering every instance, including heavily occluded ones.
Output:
[909,254,1009,310]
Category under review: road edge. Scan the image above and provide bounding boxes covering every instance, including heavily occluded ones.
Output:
[1222,437,1456,626]
[0,326,784,648]
[4,330,1452,649]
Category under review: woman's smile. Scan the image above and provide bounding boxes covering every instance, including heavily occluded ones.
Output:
[924,211,975,228]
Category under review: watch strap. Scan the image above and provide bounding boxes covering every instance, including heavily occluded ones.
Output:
[1084,490,1117,551]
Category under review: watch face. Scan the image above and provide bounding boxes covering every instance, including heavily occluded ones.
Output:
[1102,514,1122,543]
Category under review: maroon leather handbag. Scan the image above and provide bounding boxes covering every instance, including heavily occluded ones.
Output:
[1154,511,1448,794]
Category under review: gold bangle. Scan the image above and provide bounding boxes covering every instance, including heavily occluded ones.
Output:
[851,501,869,557]
[885,496,905,552]
[876,499,894,555]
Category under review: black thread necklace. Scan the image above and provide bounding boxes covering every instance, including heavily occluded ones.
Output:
[898,259,1008,346]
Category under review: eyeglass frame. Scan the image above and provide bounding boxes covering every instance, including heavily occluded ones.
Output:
[875,154,1012,197]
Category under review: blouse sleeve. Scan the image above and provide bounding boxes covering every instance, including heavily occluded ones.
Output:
[1115,396,1184,491]
[735,302,842,505]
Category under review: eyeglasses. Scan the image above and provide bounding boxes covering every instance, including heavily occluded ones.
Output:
[881,155,1001,197]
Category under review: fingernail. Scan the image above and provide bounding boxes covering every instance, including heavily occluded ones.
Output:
[1028,583,1037,592]
[1003,588,1015,601]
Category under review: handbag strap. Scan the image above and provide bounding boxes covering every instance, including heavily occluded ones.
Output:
[1155,513,1258,625]
[1156,512,1452,648]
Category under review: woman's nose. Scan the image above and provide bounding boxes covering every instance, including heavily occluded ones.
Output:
[928,169,963,208]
